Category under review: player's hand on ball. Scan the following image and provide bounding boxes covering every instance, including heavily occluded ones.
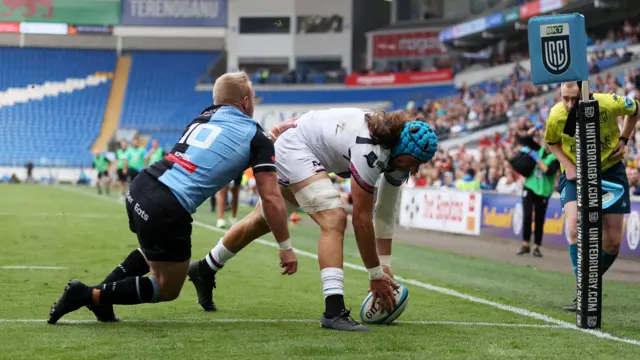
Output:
[279,248,298,275]
[382,264,394,279]
[369,273,399,312]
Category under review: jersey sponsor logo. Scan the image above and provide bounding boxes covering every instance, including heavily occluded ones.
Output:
[541,23,571,76]
[125,190,149,221]
[166,152,197,174]
[624,97,635,109]
[364,151,378,168]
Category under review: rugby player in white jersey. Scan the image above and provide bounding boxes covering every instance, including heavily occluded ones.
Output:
[189,108,437,331]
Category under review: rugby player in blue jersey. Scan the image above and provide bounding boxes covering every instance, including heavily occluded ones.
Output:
[47,72,298,324]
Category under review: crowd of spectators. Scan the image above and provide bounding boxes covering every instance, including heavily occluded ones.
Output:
[406,67,640,196]
[400,19,640,140]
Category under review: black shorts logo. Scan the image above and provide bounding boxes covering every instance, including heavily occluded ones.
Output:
[364,151,378,168]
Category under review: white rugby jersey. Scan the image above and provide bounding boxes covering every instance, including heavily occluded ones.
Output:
[293,108,407,192]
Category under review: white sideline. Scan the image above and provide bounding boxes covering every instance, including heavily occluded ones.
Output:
[0,212,122,218]
[0,266,68,270]
[0,318,565,328]
[53,186,640,346]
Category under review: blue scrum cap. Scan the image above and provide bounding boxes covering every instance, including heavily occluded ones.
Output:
[390,121,438,162]
[528,14,588,85]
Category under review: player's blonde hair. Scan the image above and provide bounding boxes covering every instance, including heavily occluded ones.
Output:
[365,110,413,149]
[213,71,253,106]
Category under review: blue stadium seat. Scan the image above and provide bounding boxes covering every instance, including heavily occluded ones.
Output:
[119,51,220,148]
[0,47,116,167]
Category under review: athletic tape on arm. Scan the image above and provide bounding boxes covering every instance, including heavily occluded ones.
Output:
[373,175,401,239]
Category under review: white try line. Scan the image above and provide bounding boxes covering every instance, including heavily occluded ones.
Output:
[0,266,68,270]
[0,318,565,328]
[0,212,123,218]
[55,186,640,346]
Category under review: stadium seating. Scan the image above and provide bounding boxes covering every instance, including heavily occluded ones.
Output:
[119,51,220,150]
[0,48,116,167]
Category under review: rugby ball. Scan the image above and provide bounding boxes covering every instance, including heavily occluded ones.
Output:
[359,283,409,325]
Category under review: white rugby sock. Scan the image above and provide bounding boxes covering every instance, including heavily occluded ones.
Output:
[321,267,344,298]
[205,239,236,271]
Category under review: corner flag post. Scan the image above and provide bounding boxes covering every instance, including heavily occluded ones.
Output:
[527,14,603,330]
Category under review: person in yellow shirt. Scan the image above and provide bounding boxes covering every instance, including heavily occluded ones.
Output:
[545,82,639,312]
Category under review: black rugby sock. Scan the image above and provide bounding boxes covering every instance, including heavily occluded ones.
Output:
[324,295,346,318]
[102,249,150,284]
[92,277,156,305]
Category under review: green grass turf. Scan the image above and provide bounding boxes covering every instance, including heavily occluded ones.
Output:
[1,184,639,359]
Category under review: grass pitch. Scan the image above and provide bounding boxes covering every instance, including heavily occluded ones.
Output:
[1,184,640,359]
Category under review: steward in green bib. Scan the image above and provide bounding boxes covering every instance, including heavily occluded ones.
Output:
[92,151,111,196]
[145,140,165,167]
[455,168,480,191]
[116,140,129,184]
[125,138,146,181]
[517,146,560,257]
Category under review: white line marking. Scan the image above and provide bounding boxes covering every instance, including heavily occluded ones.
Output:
[0,266,68,270]
[55,186,640,346]
[0,212,122,218]
[0,318,565,328]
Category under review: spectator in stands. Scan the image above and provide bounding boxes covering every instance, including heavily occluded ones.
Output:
[455,168,480,191]
[589,58,600,75]
[441,172,455,188]
[626,167,640,196]
[495,167,521,194]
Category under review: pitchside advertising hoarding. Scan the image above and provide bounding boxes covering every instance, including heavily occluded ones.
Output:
[371,30,444,59]
[120,0,227,26]
[0,0,120,25]
[345,69,452,87]
[481,193,640,258]
[397,189,640,258]
[398,188,482,236]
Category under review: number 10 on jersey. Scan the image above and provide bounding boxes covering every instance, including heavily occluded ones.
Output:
[179,123,222,149]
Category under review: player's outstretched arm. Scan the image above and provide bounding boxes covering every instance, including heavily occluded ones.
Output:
[350,177,379,270]
[351,175,398,311]
[249,127,296,275]
[255,172,291,247]
[373,173,403,278]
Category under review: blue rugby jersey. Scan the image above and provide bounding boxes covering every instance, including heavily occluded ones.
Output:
[146,105,275,213]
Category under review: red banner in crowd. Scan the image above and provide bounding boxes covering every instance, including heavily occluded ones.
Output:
[372,30,443,59]
[345,69,452,87]
[520,1,541,19]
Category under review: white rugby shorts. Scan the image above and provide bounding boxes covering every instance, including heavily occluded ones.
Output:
[275,130,326,186]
